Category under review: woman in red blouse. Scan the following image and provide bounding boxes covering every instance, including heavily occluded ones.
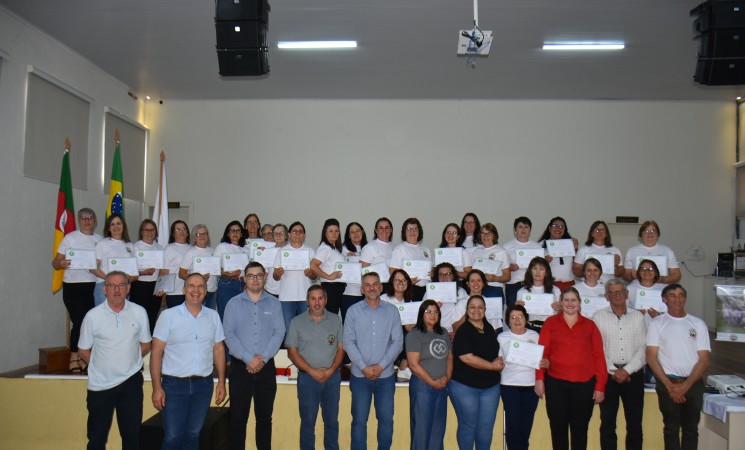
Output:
[534,287,607,450]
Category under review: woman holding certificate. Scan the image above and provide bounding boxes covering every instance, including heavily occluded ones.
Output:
[406,300,453,450]
[538,217,578,293]
[382,269,417,381]
[623,220,680,284]
[627,259,665,316]
[53,207,102,373]
[264,223,287,298]
[360,217,394,268]
[470,223,511,299]
[498,304,548,450]
[162,220,190,308]
[516,257,560,331]
[243,213,261,240]
[460,212,481,250]
[573,220,624,283]
[310,218,346,314]
[574,259,605,298]
[503,217,542,308]
[452,269,500,332]
[214,220,247,321]
[535,287,607,450]
[178,224,217,309]
[449,295,503,450]
[340,222,368,320]
[390,218,431,301]
[131,219,163,333]
[91,213,134,307]
[437,223,472,280]
[273,221,316,331]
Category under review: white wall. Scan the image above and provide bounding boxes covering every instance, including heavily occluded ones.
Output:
[145,98,735,321]
[0,8,144,372]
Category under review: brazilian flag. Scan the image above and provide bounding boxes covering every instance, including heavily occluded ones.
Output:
[107,141,124,218]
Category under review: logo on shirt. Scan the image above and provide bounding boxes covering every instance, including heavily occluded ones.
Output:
[327,334,336,345]
[689,328,697,339]
[423,251,430,258]
[430,339,448,359]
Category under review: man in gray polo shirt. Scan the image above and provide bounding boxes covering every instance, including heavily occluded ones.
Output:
[286,285,344,450]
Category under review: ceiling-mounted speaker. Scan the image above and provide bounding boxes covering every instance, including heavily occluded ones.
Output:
[695,58,745,85]
[692,1,745,84]
[216,0,269,23]
[215,0,270,76]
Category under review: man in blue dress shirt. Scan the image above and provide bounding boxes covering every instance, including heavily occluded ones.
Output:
[150,272,227,450]
[343,271,404,450]
[224,261,286,450]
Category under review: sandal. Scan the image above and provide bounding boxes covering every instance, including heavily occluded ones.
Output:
[69,359,83,374]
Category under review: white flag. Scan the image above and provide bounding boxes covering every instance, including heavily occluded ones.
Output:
[153,154,169,247]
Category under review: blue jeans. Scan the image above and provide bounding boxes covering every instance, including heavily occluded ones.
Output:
[298,370,341,450]
[203,291,216,310]
[448,379,500,450]
[409,374,448,450]
[501,385,540,450]
[349,374,395,450]
[280,301,307,335]
[93,281,106,306]
[161,375,214,450]
[217,278,243,321]
[166,294,185,308]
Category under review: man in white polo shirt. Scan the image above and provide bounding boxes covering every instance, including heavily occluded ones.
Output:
[78,271,152,450]
[150,272,227,450]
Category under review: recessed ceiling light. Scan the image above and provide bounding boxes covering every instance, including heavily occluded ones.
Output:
[278,41,358,49]
[543,42,625,51]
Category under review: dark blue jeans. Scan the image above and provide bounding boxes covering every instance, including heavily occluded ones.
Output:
[297,370,341,450]
[349,374,395,450]
[161,375,214,450]
[86,371,143,450]
[501,384,540,450]
[409,374,448,450]
[217,278,243,321]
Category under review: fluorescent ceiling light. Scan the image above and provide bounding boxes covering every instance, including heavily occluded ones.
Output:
[543,42,625,51]
[278,41,358,49]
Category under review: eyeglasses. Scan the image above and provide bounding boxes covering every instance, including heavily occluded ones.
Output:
[439,272,454,278]
[639,267,656,272]
[246,220,259,225]
[262,231,273,236]
[406,227,419,232]
[290,230,304,235]
[229,229,242,234]
[106,283,127,290]
[509,315,525,320]
[273,231,287,236]
[79,216,95,221]
[593,228,607,233]
[175,227,187,232]
[244,273,264,280]
[463,220,476,225]
[196,232,209,237]
[445,231,459,236]
[480,232,494,236]
[424,310,440,315]
[142,228,156,233]
[550,224,566,230]
[642,229,658,234]
[607,290,626,297]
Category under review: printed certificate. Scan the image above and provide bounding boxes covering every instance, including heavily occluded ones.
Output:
[361,262,390,283]
[472,258,502,275]
[252,247,278,270]
[425,282,457,304]
[402,259,432,281]
[634,288,667,313]
[504,339,545,369]
[580,296,607,318]
[335,261,361,284]
[66,248,97,270]
[484,297,503,321]
[546,239,575,257]
[515,248,545,269]
[107,257,138,276]
[192,256,221,275]
[585,253,615,275]
[434,247,464,267]
[521,293,555,317]
[135,250,165,270]
[154,274,177,294]
[222,252,249,272]
[396,302,420,326]
[280,248,312,271]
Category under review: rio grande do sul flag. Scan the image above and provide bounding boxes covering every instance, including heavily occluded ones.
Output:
[106,137,124,218]
[52,146,76,293]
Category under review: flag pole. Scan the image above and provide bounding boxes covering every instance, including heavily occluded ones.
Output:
[64,137,71,349]
[157,151,165,219]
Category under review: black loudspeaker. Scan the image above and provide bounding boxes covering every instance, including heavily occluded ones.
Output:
[217,49,269,76]
[695,58,745,84]
[140,407,231,450]
[216,0,269,23]
[692,1,745,85]
[216,21,267,49]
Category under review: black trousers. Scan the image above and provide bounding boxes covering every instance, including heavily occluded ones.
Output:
[545,375,596,450]
[600,371,644,450]
[322,282,346,314]
[655,378,704,450]
[229,358,277,450]
[129,280,159,334]
[86,371,143,450]
[62,282,95,352]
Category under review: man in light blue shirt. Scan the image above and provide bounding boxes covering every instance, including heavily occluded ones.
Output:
[223,261,285,450]
[343,271,403,450]
[150,273,227,450]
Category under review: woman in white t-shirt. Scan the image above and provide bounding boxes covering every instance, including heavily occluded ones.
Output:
[460,212,481,250]
[437,223,472,280]
[263,223,287,298]
[538,216,579,293]
[503,216,542,307]
[574,258,605,298]
[162,220,190,308]
[624,220,681,284]
[471,222,511,299]
[273,221,317,332]
[390,217,432,301]
[516,256,561,331]
[498,304,549,450]
[213,220,247,321]
[627,259,665,317]
[340,221,368,321]
[310,218,346,314]
[179,224,217,309]
[92,213,134,306]
[130,219,163,333]
[573,220,624,284]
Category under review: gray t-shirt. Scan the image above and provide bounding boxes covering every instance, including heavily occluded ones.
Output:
[286,311,343,369]
[405,328,451,380]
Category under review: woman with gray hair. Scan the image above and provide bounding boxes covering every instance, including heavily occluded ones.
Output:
[178,224,217,309]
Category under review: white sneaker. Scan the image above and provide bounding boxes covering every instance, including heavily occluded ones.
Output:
[397,367,412,382]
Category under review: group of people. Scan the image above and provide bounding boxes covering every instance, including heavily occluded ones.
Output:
[53,209,712,450]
